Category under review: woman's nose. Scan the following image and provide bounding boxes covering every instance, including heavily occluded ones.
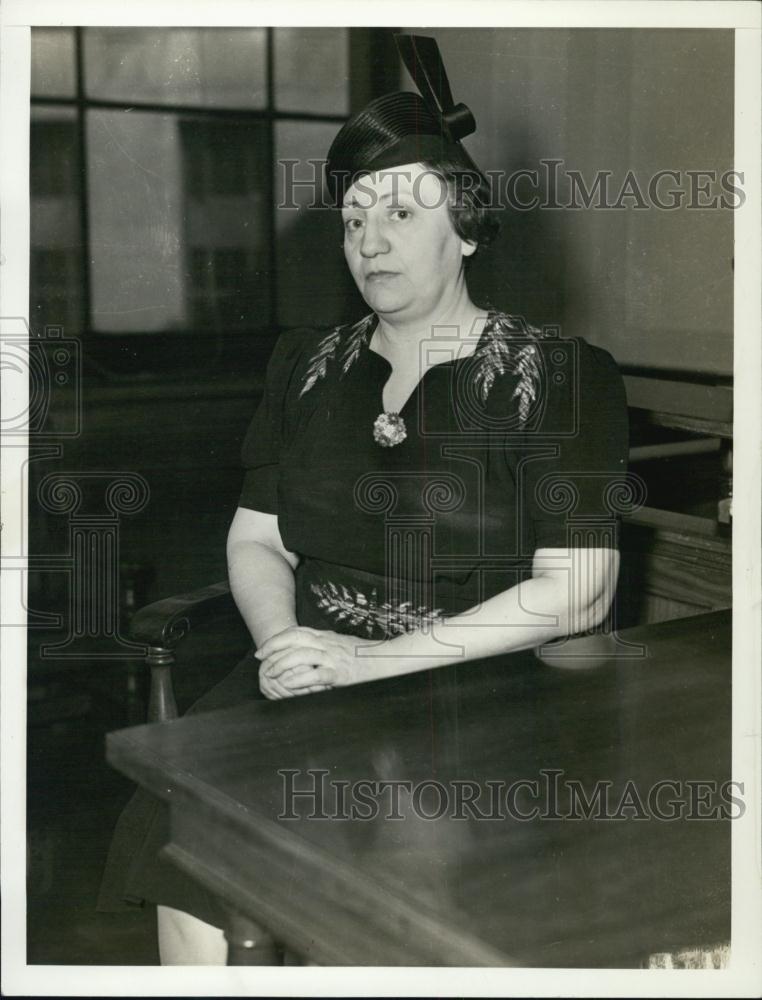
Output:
[359,219,390,257]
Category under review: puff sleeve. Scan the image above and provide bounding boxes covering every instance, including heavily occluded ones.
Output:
[237,329,306,514]
[516,337,630,551]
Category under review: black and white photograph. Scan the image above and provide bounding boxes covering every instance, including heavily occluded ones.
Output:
[1,0,760,995]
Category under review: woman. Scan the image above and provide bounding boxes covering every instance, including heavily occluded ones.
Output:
[98,35,629,964]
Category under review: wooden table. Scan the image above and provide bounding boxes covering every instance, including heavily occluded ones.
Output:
[106,610,731,967]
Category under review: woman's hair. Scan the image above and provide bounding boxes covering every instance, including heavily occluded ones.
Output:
[419,152,501,259]
[325,89,499,258]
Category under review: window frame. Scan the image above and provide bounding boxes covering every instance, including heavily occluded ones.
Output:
[29,26,397,376]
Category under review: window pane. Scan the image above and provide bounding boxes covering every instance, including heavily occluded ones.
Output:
[84,28,267,108]
[275,120,361,328]
[30,106,84,335]
[274,28,349,115]
[31,28,76,98]
[87,110,270,333]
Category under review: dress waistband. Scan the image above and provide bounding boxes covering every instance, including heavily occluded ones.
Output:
[295,558,450,640]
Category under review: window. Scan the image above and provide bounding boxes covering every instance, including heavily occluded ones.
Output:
[29,27,390,373]
[30,106,84,339]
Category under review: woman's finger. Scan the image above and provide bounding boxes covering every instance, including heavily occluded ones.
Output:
[264,646,326,678]
[259,640,322,673]
[276,660,324,679]
[274,665,323,690]
[263,649,324,679]
[292,684,332,696]
[259,673,292,699]
[283,665,335,689]
[259,662,305,699]
[262,669,330,698]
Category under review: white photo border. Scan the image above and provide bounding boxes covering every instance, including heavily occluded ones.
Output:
[1,1,760,996]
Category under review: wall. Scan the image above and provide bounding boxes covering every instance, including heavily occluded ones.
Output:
[403,28,734,375]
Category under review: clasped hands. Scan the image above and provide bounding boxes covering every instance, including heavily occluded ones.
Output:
[256,626,380,700]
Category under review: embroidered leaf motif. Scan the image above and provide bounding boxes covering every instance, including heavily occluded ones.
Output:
[512,343,542,423]
[299,327,342,397]
[472,313,519,401]
[472,312,547,424]
[340,313,376,374]
[310,581,445,639]
[300,313,375,396]
[301,309,549,426]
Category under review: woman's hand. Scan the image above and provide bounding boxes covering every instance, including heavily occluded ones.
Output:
[256,626,378,698]
[257,658,330,700]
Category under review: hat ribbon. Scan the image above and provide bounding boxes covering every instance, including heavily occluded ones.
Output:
[394,33,476,143]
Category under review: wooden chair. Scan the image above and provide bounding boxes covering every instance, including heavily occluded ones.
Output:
[130,581,239,724]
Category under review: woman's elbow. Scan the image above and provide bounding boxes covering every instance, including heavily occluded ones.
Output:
[552,548,619,637]
[568,566,619,635]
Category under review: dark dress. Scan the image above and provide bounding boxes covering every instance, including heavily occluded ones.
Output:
[97,309,629,928]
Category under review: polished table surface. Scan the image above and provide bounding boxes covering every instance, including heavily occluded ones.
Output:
[107,610,731,967]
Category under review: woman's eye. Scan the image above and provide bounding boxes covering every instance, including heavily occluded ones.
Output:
[391,208,411,221]
[344,218,363,232]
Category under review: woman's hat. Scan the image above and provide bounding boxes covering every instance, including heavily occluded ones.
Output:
[325,34,484,205]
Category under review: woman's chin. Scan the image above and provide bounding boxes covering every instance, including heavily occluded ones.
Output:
[361,288,410,314]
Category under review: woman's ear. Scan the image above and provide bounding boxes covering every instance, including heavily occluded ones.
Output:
[461,239,478,258]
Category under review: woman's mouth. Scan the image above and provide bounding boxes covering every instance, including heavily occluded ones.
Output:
[366,271,400,282]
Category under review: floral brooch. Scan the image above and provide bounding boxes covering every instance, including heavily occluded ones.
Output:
[373,411,407,448]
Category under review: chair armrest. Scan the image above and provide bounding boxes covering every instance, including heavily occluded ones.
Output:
[130,581,240,723]
[130,580,238,650]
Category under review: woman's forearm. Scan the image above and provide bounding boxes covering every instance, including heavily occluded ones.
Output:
[256,547,619,692]
[367,570,612,682]
[227,539,298,647]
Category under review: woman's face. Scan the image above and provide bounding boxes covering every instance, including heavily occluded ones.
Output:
[341,163,476,322]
